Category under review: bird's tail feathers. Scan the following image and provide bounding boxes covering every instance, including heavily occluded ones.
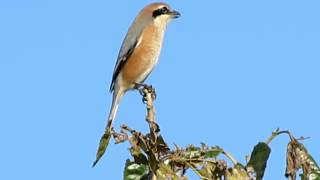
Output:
[105,88,124,132]
[92,87,125,167]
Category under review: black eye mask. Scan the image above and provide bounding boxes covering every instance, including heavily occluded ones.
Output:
[152,7,169,18]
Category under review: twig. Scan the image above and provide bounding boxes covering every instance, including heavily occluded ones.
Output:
[140,85,159,180]
[142,86,159,143]
[222,150,238,166]
[112,129,129,144]
[266,129,310,146]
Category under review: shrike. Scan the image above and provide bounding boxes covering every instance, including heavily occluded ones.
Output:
[94,2,180,166]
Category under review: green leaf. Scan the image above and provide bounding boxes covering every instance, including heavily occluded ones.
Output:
[247,142,271,180]
[309,172,320,180]
[123,160,149,180]
[92,130,112,167]
[184,150,201,159]
[204,148,223,158]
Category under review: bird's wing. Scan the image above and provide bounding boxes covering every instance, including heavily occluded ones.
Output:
[109,31,141,92]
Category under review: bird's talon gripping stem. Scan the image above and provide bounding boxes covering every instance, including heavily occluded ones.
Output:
[134,83,147,95]
[134,83,157,103]
[134,82,144,90]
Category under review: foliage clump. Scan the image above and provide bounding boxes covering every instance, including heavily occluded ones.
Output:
[93,86,320,180]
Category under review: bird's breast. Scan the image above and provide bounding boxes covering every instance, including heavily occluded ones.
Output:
[120,25,166,88]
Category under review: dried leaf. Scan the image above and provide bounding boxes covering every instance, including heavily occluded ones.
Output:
[197,162,217,179]
[226,164,250,180]
[286,139,320,180]
[157,163,180,180]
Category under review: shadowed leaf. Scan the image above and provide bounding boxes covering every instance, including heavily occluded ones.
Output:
[130,146,148,165]
[247,142,271,180]
[156,134,170,153]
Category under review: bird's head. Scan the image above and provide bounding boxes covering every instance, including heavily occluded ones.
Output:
[137,2,180,27]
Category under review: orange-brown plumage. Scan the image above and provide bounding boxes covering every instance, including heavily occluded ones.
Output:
[121,23,165,88]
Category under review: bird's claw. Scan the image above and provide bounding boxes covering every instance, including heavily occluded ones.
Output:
[134,83,145,92]
[134,83,157,103]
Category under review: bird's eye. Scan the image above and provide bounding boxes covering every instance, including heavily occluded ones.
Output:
[160,7,169,14]
[152,6,170,18]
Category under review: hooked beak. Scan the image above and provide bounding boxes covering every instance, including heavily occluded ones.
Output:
[169,10,181,19]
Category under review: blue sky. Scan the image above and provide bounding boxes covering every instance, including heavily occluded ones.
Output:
[1,0,319,179]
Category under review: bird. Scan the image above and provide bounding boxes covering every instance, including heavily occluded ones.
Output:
[93,2,180,167]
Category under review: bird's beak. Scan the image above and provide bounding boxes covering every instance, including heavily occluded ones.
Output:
[169,10,181,19]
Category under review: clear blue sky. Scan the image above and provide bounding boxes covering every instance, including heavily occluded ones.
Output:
[1,0,319,179]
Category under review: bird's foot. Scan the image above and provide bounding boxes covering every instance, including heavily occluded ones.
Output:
[134,83,157,103]
[134,82,147,94]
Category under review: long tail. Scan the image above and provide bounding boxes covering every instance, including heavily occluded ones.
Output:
[105,87,124,132]
[92,87,124,167]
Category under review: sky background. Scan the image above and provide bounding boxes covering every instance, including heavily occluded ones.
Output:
[1,0,319,179]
